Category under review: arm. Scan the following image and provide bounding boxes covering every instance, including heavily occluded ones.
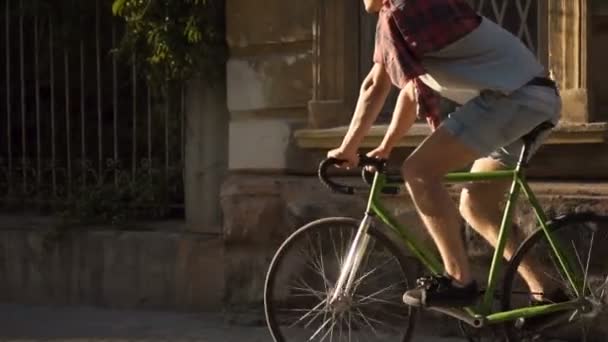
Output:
[367,82,417,160]
[327,63,392,167]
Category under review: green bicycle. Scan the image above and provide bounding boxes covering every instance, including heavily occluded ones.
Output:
[264,122,608,341]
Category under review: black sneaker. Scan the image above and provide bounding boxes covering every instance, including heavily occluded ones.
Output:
[402,274,480,308]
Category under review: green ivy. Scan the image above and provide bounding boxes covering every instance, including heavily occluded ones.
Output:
[112,0,226,85]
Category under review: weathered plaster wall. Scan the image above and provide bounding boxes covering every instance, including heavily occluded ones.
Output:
[226,0,314,171]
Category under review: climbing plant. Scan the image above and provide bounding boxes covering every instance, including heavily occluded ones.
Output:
[111,0,226,85]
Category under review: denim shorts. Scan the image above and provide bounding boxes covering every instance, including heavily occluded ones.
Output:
[441,85,562,166]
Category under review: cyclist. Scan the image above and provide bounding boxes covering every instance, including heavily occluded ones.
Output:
[328,0,562,308]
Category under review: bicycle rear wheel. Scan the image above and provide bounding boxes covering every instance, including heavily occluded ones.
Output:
[264,217,419,342]
[502,213,608,342]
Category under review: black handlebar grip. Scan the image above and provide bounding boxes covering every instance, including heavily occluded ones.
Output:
[318,158,355,195]
[318,156,402,195]
[359,157,401,195]
[359,156,385,187]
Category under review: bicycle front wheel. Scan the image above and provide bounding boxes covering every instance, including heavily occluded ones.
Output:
[502,213,608,342]
[264,217,419,342]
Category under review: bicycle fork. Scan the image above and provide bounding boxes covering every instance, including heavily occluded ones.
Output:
[330,214,373,304]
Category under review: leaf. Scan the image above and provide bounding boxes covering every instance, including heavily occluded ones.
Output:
[112,0,127,15]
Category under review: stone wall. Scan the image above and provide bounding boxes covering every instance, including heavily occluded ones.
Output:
[226,0,314,171]
[0,217,224,312]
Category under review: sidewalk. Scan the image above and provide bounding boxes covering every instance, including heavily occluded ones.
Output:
[0,304,465,341]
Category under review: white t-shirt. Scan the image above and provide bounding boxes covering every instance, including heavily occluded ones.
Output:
[419,17,545,105]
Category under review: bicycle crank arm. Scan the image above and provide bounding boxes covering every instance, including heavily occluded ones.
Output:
[428,307,485,328]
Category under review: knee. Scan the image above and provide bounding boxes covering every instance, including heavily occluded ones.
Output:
[459,184,501,224]
[459,186,484,221]
[401,158,442,189]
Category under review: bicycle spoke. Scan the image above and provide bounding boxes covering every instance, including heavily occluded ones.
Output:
[318,318,338,342]
[352,307,398,339]
[338,312,343,342]
[583,230,595,297]
[306,233,328,291]
[349,313,375,340]
[571,238,593,297]
[353,309,378,336]
[288,298,327,329]
[308,315,332,341]
[301,234,333,293]
[290,277,327,300]
[347,310,352,342]
[580,319,589,342]
[542,269,568,289]
[355,282,401,304]
[349,239,376,295]
[354,293,403,306]
[330,228,344,271]
[301,238,325,280]
[358,307,399,331]
[599,275,608,299]
[316,232,332,293]
[352,255,397,294]
[281,307,326,313]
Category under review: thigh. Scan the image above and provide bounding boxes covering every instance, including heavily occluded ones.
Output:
[441,86,561,166]
[403,126,481,179]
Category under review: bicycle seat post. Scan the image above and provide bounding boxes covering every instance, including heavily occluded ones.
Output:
[516,143,530,171]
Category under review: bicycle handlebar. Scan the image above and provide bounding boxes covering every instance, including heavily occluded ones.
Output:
[318,155,400,195]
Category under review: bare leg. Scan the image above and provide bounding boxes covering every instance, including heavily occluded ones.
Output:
[459,157,554,299]
[402,127,480,285]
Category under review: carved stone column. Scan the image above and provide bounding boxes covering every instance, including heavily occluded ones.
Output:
[548,0,592,122]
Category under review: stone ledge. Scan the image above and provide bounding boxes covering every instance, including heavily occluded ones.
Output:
[294,122,608,149]
[0,215,189,233]
[0,217,224,311]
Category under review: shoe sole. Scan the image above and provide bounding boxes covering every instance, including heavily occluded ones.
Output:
[402,293,424,307]
[403,292,478,308]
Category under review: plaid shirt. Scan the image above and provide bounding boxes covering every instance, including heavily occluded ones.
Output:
[373,0,481,127]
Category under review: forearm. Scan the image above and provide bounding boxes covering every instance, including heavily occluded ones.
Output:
[379,85,417,151]
[340,65,391,152]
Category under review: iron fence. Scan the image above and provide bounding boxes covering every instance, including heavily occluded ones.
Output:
[1,0,184,219]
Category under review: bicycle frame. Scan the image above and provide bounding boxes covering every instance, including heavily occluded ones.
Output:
[333,156,586,326]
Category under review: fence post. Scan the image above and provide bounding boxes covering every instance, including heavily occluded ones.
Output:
[184,77,229,233]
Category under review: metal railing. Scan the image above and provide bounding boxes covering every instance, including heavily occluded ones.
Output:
[1,0,184,217]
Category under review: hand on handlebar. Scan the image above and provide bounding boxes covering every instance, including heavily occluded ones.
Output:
[318,153,394,195]
[327,147,359,169]
[365,146,391,172]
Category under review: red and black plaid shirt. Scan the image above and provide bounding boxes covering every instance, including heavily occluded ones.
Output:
[373,0,481,127]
